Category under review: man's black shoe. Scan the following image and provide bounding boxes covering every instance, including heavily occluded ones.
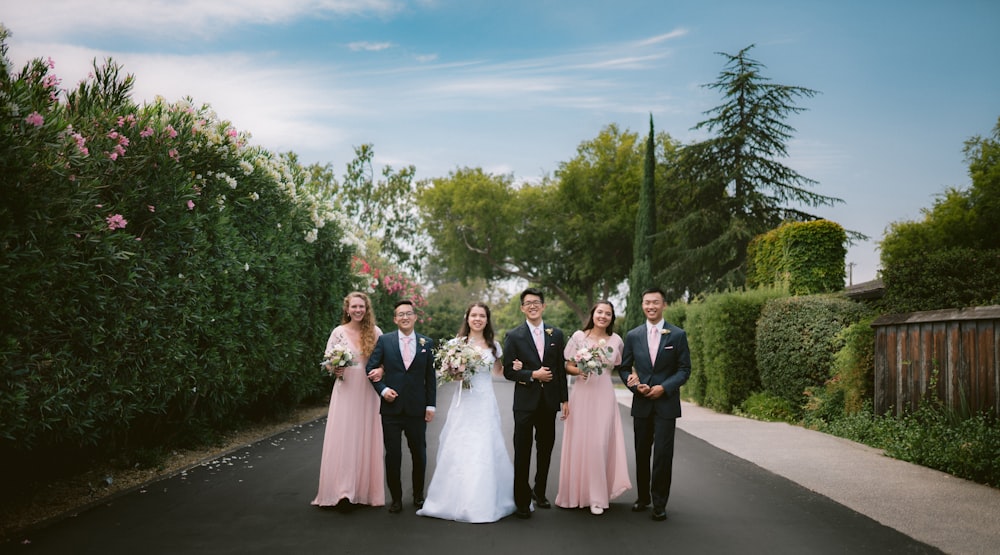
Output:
[532,492,551,509]
[515,507,532,519]
[651,507,667,521]
[631,501,649,512]
[388,500,402,513]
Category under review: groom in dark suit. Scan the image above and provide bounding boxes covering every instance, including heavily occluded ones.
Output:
[617,287,691,521]
[503,287,568,519]
[368,300,436,514]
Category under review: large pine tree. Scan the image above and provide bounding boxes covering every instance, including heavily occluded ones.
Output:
[660,44,844,296]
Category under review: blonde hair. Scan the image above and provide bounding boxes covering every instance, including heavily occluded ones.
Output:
[341,291,377,356]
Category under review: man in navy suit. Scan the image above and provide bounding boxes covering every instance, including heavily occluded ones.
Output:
[368,300,436,514]
[617,287,691,521]
[503,287,568,519]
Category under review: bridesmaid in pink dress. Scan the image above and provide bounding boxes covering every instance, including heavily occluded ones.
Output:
[312,291,386,509]
[555,300,632,515]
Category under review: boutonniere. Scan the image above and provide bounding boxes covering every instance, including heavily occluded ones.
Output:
[419,338,427,346]
[661,329,670,336]
[545,328,553,336]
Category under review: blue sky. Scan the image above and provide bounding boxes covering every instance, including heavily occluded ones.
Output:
[3,0,998,284]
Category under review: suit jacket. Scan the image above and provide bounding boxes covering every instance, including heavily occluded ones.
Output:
[367,331,436,417]
[616,322,691,419]
[502,322,568,412]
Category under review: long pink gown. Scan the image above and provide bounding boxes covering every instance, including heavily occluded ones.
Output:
[555,331,631,510]
[312,325,385,507]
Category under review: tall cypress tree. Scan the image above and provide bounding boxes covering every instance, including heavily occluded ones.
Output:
[626,115,656,329]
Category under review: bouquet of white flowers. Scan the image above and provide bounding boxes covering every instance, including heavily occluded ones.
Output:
[434,338,482,389]
[321,342,354,380]
[572,338,613,377]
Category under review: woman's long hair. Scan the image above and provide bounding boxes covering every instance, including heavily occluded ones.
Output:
[457,302,498,357]
[341,291,378,356]
[582,300,616,336]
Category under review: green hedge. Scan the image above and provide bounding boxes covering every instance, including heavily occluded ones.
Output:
[0,43,355,465]
[746,220,847,295]
[683,288,787,412]
[879,247,1000,313]
[756,295,870,411]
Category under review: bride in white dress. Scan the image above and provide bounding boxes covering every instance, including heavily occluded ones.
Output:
[417,302,517,523]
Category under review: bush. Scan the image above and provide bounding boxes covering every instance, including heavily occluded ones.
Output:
[879,247,1000,313]
[822,403,1000,487]
[737,391,797,423]
[746,219,847,295]
[683,287,787,412]
[756,295,870,413]
[0,40,356,477]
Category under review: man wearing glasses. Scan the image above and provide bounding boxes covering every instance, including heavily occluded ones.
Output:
[503,288,568,519]
[368,300,436,514]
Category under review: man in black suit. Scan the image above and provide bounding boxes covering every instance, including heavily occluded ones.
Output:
[368,300,436,514]
[617,287,691,521]
[502,287,568,519]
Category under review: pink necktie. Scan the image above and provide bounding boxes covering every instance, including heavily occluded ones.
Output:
[533,327,544,360]
[649,327,659,365]
[403,336,414,368]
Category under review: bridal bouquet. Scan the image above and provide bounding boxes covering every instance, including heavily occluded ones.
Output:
[572,339,613,377]
[434,338,481,389]
[321,343,354,380]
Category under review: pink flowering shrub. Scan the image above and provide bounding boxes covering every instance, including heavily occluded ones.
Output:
[0,31,356,472]
[351,256,428,327]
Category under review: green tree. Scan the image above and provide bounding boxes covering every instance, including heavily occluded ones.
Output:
[660,45,845,297]
[418,125,650,324]
[878,117,1000,312]
[626,115,657,329]
[333,143,423,273]
[880,116,1000,268]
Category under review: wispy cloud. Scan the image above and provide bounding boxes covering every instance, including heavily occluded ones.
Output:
[1,0,407,40]
[348,41,394,52]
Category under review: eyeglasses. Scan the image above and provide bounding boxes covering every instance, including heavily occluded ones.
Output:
[395,311,415,317]
[521,300,543,307]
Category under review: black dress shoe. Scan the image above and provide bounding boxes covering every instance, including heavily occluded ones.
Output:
[515,508,532,519]
[651,507,667,521]
[414,497,424,509]
[532,492,551,509]
[388,500,402,513]
[631,501,649,512]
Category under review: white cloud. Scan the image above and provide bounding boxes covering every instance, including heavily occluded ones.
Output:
[1,0,406,41]
[348,41,394,52]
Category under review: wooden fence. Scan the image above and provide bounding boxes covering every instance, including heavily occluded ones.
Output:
[872,306,1000,417]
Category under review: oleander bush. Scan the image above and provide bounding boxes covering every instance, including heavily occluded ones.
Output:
[0,35,357,480]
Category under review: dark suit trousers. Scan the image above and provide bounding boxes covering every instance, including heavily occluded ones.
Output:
[512,400,556,509]
[382,414,427,502]
[634,414,676,509]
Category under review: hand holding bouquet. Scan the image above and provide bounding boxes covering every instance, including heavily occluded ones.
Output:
[572,339,613,378]
[321,343,354,380]
[435,338,481,389]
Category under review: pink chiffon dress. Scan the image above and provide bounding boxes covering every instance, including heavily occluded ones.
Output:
[554,331,631,511]
[312,325,385,507]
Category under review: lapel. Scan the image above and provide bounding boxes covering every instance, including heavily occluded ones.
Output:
[386,331,404,370]
[525,321,544,364]
[407,333,424,371]
[642,325,659,368]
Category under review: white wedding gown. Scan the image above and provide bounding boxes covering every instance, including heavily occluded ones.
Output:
[417,342,516,523]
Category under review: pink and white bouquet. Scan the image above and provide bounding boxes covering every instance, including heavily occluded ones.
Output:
[321,343,354,380]
[572,339,613,377]
[434,338,481,389]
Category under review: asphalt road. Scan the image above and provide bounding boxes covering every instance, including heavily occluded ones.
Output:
[2,378,942,554]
